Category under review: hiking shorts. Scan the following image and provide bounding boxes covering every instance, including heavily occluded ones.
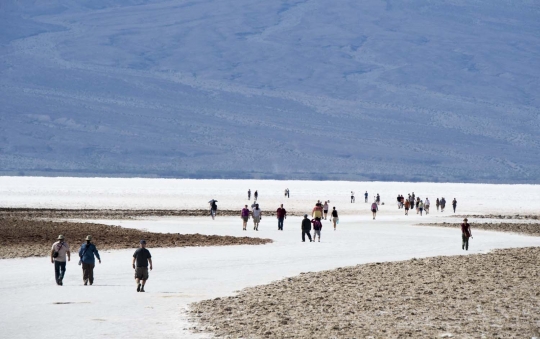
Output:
[253,216,260,224]
[135,267,149,280]
[242,216,249,222]
[313,229,321,237]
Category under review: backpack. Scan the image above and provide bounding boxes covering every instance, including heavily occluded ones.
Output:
[313,219,322,230]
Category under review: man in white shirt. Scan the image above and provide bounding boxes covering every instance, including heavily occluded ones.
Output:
[51,235,70,286]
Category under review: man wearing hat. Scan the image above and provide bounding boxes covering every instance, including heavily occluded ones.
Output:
[461,218,473,251]
[132,240,152,292]
[78,235,101,285]
[51,235,70,285]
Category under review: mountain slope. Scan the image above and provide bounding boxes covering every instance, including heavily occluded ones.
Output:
[1,0,539,182]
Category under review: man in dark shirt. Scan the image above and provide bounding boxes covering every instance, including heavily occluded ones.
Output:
[132,240,153,292]
[276,204,287,230]
[461,218,472,251]
[301,214,312,242]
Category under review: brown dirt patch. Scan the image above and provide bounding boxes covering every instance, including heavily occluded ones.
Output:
[189,247,540,338]
[454,214,540,220]
[0,218,271,259]
[0,208,303,219]
[419,222,540,237]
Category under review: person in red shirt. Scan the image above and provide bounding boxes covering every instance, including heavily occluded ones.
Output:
[276,204,287,230]
[461,218,472,250]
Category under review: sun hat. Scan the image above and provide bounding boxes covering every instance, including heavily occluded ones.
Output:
[85,235,92,241]
[57,235,65,240]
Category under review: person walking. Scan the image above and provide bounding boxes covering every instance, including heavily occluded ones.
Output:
[312,202,323,222]
[78,235,101,286]
[312,218,322,242]
[452,198,457,213]
[252,204,262,230]
[248,189,251,200]
[424,198,430,215]
[276,204,286,230]
[416,197,421,214]
[376,194,381,205]
[410,195,415,210]
[286,188,290,198]
[331,207,339,230]
[351,191,355,203]
[51,235,70,286]
[461,218,472,250]
[364,191,368,203]
[323,201,329,220]
[371,201,378,220]
[254,190,258,201]
[301,214,313,242]
[404,199,410,215]
[418,200,424,216]
[241,205,250,231]
[209,200,218,220]
[436,198,440,211]
[133,240,152,292]
[441,197,446,212]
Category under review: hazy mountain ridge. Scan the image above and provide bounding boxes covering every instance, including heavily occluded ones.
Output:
[1,0,539,182]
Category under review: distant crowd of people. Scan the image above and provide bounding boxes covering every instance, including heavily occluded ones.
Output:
[49,188,468,289]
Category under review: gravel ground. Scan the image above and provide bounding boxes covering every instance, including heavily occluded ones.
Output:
[0,218,271,259]
[453,214,540,220]
[419,222,540,237]
[189,247,540,338]
[0,208,303,219]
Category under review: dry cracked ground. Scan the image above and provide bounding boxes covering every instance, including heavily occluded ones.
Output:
[189,222,540,338]
[0,218,271,259]
[190,247,540,338]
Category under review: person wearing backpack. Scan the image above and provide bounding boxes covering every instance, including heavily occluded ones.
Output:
[51,235,70,286]
[371,202,378,220]
[311,218,322,242]
[78,235,101,286]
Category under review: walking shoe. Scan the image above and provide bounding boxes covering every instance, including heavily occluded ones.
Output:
[137,283,141,292]
[84,280,88,286]
[140,286,145,292]
[90,281,93,285]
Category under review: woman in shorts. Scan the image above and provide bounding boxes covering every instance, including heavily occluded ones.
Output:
[252,204,262,231]
[371,202,378,220]
[331,207,339,230]
[241,205,250,231]
[323,201,329,220]
[404,199,410,215]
